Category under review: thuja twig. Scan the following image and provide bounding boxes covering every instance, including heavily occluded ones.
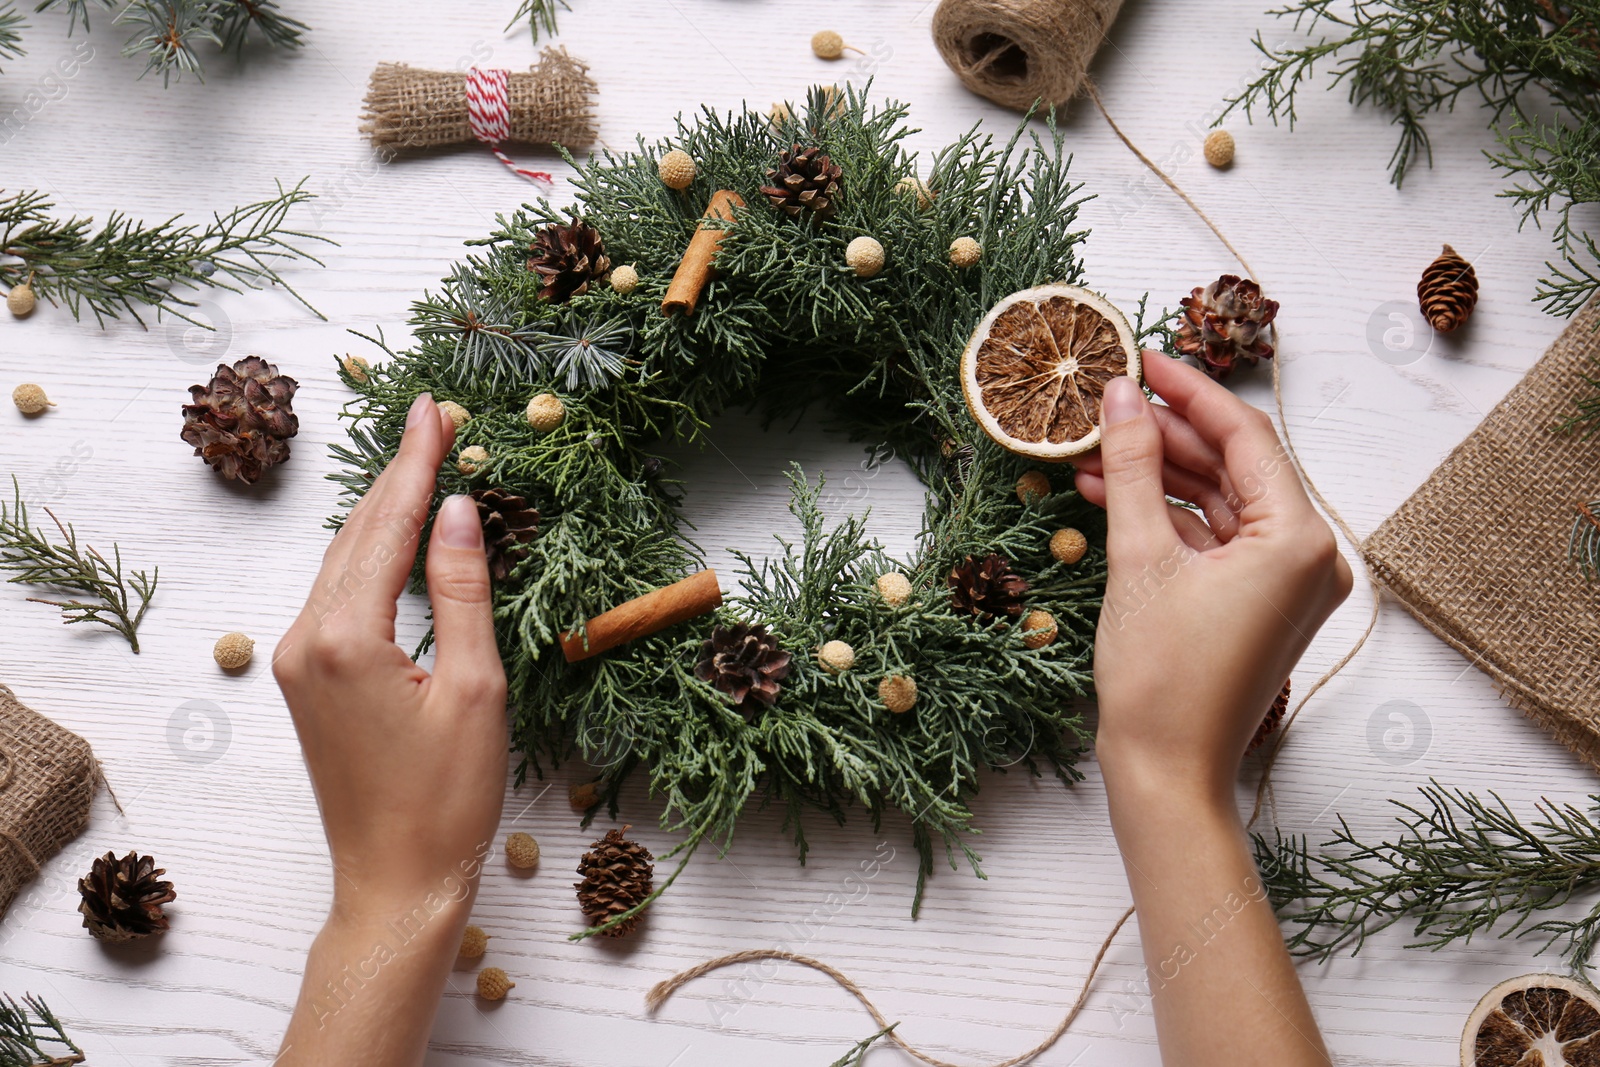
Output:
[0,179,330,328]
[0,477,157,653]
[826,1024,898,1067]
[1257,781,1600,975]
[0,995,83,1067]
[505,0,568,39]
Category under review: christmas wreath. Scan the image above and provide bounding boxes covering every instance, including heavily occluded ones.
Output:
[333,87,1163,937]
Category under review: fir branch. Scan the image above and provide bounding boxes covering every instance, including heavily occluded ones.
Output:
[0,476,157,653]
[33,0,113,36]
[1571,499,1600,578]
[0,179,329,327]
[1257,782,1600,974]
[115,0,219,84]
[0,995,82,1067]
[826,1024,898,1067]
[505,0,567,40]
[213,0,305,58]
[0,4,26,67]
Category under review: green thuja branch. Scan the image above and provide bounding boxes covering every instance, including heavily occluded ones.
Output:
[0,995,82,1066]
[1257,782,1600,975]
[0,179,329,327]
[826,1024,898,1067]
[0,477,156,653]
[506,0,568,40]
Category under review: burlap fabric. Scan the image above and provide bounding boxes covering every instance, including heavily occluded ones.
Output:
[0,684,94,918]
[361,48,597,153]
[932,0,1125,111]
[1363,298,1600,769]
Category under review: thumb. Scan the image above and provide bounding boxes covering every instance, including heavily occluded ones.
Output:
[1098,376,1178,562]
[425,495,506,704]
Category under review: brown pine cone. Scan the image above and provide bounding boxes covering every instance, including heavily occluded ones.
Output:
[1248,679,1292,754]
[575,827,653,937]
[1174,275,1279,380]
[470,488,539,581]
[948,553,1029,619]
[760,144,843,220]
[528,219,610,303]
[78,850,176,942]
[694,622,792,711]
[1417,244,1479,333]
[180,356,299,483]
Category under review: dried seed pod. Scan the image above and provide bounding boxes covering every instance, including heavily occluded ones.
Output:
[817,640,855,674]
[477,967,515,1000]
[812,29,846,59]
[1016,470,1051,504]
[341,355,372,383]
[459,924,489,958]
[950,237,981,268]
[1020,610,1057,649]
[505,832,541,870]
[876,572,912,608]
[611,264,640,295]
[11,384,52,415]
[213,632,254,670]
[658,149,697,190]
[846,236,885,278]
[438,401,471,430]
[1050,528,1088,564]
[526,393,566,432]
[1203,129,1235,168]
[6,277,35,318]
[879,674,917,714]
[457,445,490,475]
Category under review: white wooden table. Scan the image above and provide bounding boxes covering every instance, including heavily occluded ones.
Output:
[0,2,1589,1063]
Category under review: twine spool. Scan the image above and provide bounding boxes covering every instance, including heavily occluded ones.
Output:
[932,0,1125,111]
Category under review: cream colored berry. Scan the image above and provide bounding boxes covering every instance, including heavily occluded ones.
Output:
[846,236,885,279]
[1204,129,1235,168]
[459,925,489,959]
[610,264,640,295]
[1020,610,1058,649]
[875,572,912,608]
[569,780,600,810]
[505,831,541,870]
[658,150,697,191]
[457,445,490,475]
[1050,527,1088,565]
[341,355,371,384]
[213,632,255,670]
[1016,470,1051,504]
[6,279,35,318]
[525,392,565,432]
[437,401,471,431]
[894,176,934,210]
[817,640,855,674]
[879,674,917,714]
[812,29,846,60]
[476,967,515,1001]
[11,384,53,415]
[949,237,982,269]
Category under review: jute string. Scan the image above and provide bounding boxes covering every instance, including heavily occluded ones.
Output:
[933,0,1126,111]
[649,73,1383,1067]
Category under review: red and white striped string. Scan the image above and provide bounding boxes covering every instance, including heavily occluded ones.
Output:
[464,67,553,185]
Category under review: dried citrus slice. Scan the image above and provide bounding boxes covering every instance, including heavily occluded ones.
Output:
[960,283,1139,461]
[1461,973,1600,1067]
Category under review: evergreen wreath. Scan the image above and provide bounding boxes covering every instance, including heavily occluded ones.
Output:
[333,86,1163,938]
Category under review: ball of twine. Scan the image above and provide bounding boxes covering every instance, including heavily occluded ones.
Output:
[931,0,1126,112]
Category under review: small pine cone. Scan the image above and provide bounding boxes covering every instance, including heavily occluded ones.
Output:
[528,220,611,303]
[948,553,1030,619]
[1174,275,1279,380]
[575,827,654,937]
[470,489,539,582]
[459,924,489,958]
[1248,679,1292,754]
[78,851,176,942]
[1417,244,1479,333]
[477,967,515,1000]
[505,832,541,870]
[694,622,792,712]
[180,356,299,484]
[761,144,843,220]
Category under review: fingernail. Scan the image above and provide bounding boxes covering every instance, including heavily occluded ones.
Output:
[436,494,482,548]
[1103,377,1144,425]
[406,393,435,430]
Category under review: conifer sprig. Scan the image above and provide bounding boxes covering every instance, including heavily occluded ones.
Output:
[506,0,568,40]
[0,477,157,653]
[826,1025,898,1067]
[0,179,328,327]
[0,995,82,1067]
[0,4,26,66]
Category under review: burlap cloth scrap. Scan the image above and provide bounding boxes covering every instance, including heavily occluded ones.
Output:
[0,684,95,919]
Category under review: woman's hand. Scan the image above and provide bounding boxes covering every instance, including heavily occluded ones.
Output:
[275,393,508,1066]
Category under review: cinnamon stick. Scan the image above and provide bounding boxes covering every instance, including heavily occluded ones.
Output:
[560,568,723,663]
[662,190,745,316]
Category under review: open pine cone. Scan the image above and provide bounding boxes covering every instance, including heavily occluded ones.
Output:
[1174,275,1279,380]
[760,144,843,220]
[694,621,792,712]
[470,488,539,581]
[575,827,653,937]
[1248,679,1293,754]
[1417,244,1479,332]
[180,356,299,483]
[948,553,1030,619]
[77,850,176,943]
[528,219,610,303]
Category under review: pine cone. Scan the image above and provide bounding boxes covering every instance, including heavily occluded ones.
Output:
[528,220,611,303]
[1418,244,1479,333]
[948,553,1029,618]
[77,850,176,943]
[694,621,792,711]
[470,488,539,581]
[1248,679,1292,754]
[574,827,654,937]
[180,356,299,484]
[1174,275,1279,380]
[760,144,843,220]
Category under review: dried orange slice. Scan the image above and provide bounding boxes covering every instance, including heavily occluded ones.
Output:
[1461,973,1600,1066]
[959,284,1139,461]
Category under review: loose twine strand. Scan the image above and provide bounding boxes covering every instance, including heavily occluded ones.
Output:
[648,79,1381,1066]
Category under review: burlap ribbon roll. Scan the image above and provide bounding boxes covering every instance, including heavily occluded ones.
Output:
[0,684,95,919]
[1363,298,1600,769]
[932,0,1125,111]
[360,47,598,153]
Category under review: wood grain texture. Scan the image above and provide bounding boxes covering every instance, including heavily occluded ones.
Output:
[0,0,1591,1064]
